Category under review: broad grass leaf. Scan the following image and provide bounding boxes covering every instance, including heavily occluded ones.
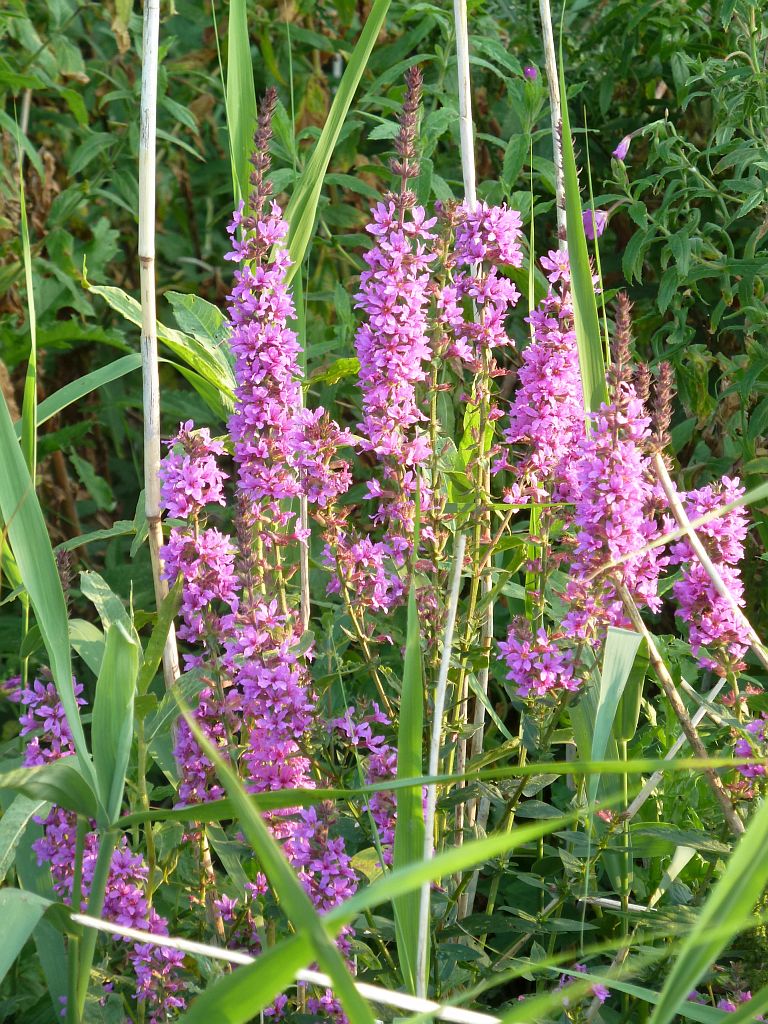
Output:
[0,794,48,883]
[393,584,426,993]
[0,760,98,819]
[283,0,391,283]
[0,393,94,785]
[557,52,607,412]
[137,577,183,695]
[225,0,257,205]
[17,354,143,435]
[92,622,139,823]
[648,796,768,1024]
[179,934,312,1024]
[589,627,643,805]
[0,888,51,985]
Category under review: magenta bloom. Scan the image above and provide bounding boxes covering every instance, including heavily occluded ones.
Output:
[582,209,608,240]
[612,135,632,161]
[669,476,750,671]
[498,259,584,501]
[524,65,538,80]
[734,716,767,779]
[159,420,228,520]
[499,620,580,699]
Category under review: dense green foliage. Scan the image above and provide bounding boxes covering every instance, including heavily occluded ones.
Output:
[1,2,768,1023]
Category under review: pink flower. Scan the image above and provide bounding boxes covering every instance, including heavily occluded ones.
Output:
[582,209,608,240]
[612,135,632,161]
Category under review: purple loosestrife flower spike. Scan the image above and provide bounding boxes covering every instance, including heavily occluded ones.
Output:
[498,258,584,502]
[669,476,751,672]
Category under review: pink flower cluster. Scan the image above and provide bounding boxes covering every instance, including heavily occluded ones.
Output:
[669,476,751,671]
[7,680,185,1022]
[499,622,579,700]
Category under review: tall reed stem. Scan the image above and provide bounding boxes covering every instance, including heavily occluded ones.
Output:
[538,0,566,246]
[417,532,466,997]
[139,0,180,689]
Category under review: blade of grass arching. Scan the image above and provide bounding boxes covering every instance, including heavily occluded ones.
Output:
[17,157,37,477]
[179,704,377,1024]
[394,582,426,994]
[178,933,313,1024]
[15,355,143,436]
[225,0,257,205]
[0,889,52,984]
[557,41,607,412]
[0,394,94,788]
[283,0,391,283]
[648,794,768,1024]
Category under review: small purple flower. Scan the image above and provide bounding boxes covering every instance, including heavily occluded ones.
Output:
[499,621,580,699]
[524,66,538,80]
[612,134,632,161]
[583,208,608,240]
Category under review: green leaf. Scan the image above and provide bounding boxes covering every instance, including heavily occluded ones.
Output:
[87,284,236,399]
[69,618,105,675]
[79,570,133,634]
[0,388,94,786]
[393,584,426,993]
[225,0,258,205]
[0,760,98,819]
[0,888,52,985]
[137,577,183,695]
[284,0,391,282]
[179,934,313,1024]
[0,795,48,883]
[92,622,139,823]
[589,627,643,805]
[166,291,230,350]
[18,151,37,478]
[648,796,768,1024]
[558,51,607,412]
[68,449,116,511]
[16,355,143,436]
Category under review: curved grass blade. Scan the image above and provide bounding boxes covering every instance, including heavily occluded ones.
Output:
[0,395,94,786]
[283,0,391,283]
[0,760,98,819]
[589,627,642,805]
[557,41,607,412]
[179,934,312,1024]
[0,795,48,883]
[16,354,143,435]
[18,156,37,476]
[648,795,768,1024]
[0,888,52,985]
[179,704,377,1024]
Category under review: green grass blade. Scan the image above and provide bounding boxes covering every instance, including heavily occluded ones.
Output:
[179,934,312,1024]
[0,396,94,786]
[225,0,257,205]
[180,705,377,1024]
[0,795,48,883]
[648,796,768,1024]
[0,761,98,819]
[283,0,390,283]
[92,622,139,823]
[16,354,143,435]
[589,627,643,805]
[393,584,426,993]
[0,889,51,984]
[557,45,607,412]
[18,160,37,477]
[137,577,183,695]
